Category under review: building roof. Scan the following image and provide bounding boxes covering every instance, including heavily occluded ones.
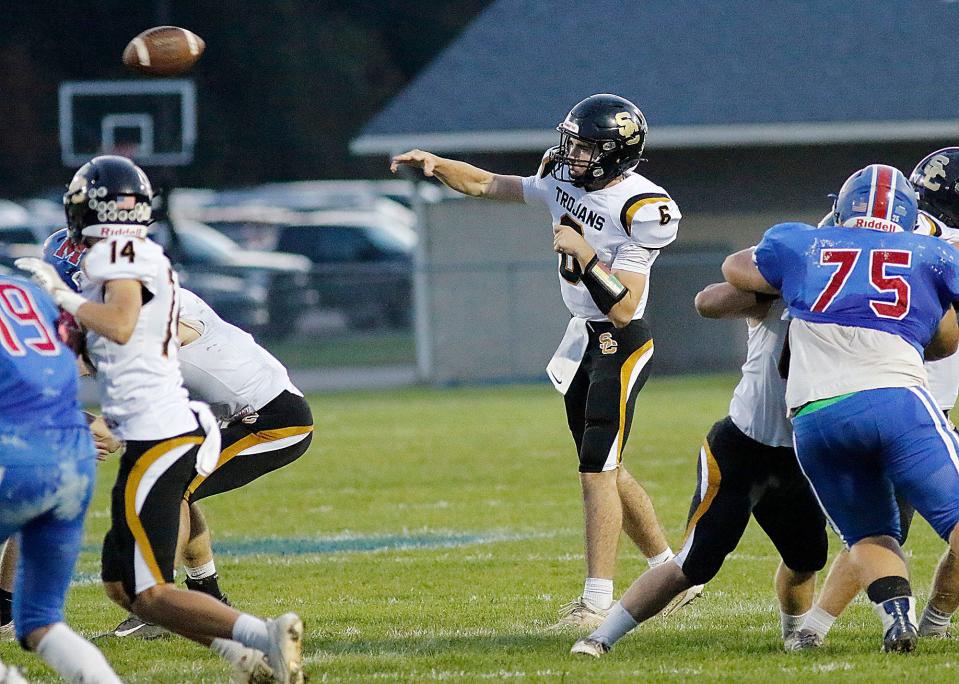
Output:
[353,0,959,155]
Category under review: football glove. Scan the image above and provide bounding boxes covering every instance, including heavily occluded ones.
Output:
[15,257,86,315]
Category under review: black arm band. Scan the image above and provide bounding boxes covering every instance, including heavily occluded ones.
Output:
[755,292,778,303]
[581,256,628,314]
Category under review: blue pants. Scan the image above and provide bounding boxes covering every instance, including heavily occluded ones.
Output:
[0,427,95,641]
[792,386,959,547]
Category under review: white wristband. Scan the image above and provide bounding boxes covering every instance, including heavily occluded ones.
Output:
[54,289,87,316]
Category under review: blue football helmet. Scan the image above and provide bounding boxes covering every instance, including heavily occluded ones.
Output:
[832,164,918,233]
[42,228,87,293]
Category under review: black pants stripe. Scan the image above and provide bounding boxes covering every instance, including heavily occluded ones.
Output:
[564,319,654,473]
[186,390,313,503]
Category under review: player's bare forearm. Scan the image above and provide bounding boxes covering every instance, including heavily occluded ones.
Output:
[75,280,142,344]
[927,308,959,361]
[695,282,774,319]
[722,248,779,295]
[607,269,647,328]
[390,149,524,201]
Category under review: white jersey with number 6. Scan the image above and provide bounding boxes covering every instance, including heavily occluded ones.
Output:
[177,288,301,423]
[81,235,197,441]
[522,154,681,321]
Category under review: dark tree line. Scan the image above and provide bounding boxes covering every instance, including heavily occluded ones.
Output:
[0,1,489,196]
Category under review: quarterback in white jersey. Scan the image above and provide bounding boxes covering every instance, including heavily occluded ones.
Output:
[572,286,828,657]
[522,155,679,322]
[17,156,305,683]
[392,93,688,629]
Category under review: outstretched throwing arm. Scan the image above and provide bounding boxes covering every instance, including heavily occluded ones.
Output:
[390,149,524,202]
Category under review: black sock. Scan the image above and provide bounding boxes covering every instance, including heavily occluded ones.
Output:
[0,589,12,625]
[867,576,912,604]
[185,574,225,602]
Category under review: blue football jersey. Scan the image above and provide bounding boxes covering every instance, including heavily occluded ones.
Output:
[0,275,86,430]
[754,222,959,353]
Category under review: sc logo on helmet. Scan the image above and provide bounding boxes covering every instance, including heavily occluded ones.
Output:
[615,112,641,145]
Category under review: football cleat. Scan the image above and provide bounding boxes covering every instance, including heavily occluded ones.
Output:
[918,618,952,639]
[548,597,610,631]
[883,620,919,654]
[784,629,824,652]
[660,583,705,618]
[570,637,610,658]
[265,613,304,684]
[230,647,274,684]
[111,614,170,640]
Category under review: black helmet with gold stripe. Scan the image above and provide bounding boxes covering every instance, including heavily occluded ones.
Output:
[551,94,647,190]
[910,147,959,229]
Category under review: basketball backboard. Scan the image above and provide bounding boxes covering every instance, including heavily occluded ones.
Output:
[58,79,196,167]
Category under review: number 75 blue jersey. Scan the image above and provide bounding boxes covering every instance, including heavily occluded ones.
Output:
[754,222,959,354]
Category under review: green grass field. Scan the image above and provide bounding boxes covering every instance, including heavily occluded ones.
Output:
[2,376,957,682]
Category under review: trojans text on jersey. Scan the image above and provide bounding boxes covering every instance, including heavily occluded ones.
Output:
[554,186,606,230]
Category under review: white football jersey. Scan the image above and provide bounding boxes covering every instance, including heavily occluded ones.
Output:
[914,210,959,411]
[522,156,681,321]
[785,320,926,412]
[82,236,197,441]
[728,300,792,447]
[177,289,301,422]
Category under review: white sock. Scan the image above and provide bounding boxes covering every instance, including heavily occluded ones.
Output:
[211,637,249,663]
[780,611,809,639]
[918,604,954,636]
[186,560,217,580]
[583,578,614,610]
[232,613,270,653]
[646,548,674,568]
[802,605,837,638]
[588,601,638,647]
[36,622,122,684]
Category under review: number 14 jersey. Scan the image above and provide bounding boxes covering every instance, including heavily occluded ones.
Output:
[81,236,197,441]
[522,159,681,321]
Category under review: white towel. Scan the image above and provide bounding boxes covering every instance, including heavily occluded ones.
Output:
[546,318,589,395]
[189,400,222,476]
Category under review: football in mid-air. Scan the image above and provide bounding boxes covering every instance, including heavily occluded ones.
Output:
[122,26,205,77]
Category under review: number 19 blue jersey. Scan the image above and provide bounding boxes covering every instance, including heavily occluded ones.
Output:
[754,222,959,354]
[0,275,86,431]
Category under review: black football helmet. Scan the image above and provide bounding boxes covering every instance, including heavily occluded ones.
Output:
[551,94,648,189]
[63,155,153,242]
[909,147,959,228]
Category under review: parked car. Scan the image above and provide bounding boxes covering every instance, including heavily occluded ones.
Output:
[171,204,417,330]
[153,219,315,338]
[9,200,299,339]
[272,210,415,330]
[0,200,44,269]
